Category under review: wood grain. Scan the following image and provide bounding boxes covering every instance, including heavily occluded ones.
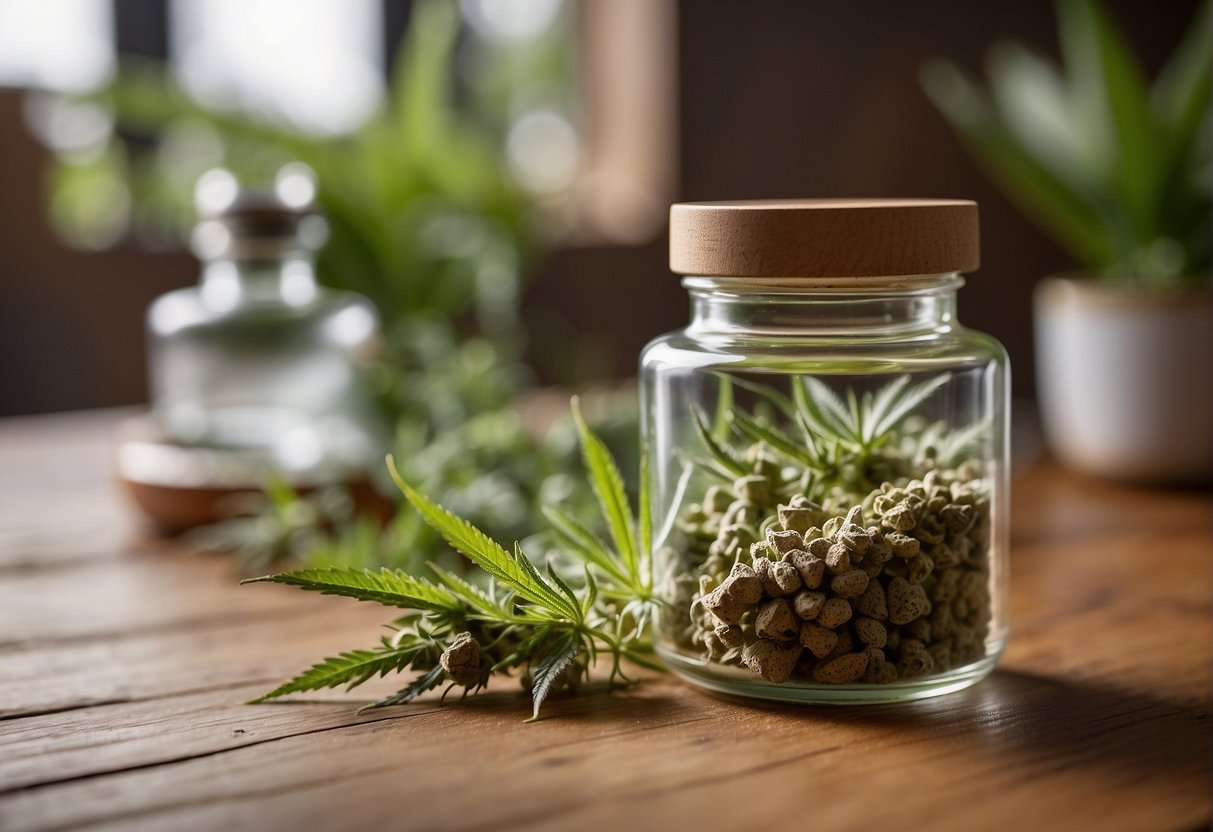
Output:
[0,409,1208,832]
[669,199,980,278]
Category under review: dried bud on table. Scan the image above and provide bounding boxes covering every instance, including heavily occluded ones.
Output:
[440,632,482,687]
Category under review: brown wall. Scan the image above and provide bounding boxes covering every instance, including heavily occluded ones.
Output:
[0,0,1201,415]
[0,92,196,415]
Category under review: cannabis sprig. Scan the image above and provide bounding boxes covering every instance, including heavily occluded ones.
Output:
[245,399,658,720]
[690,373,956,507]
[793,374,951,455]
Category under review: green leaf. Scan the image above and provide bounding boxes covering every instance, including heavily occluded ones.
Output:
[250,645,418,703]
[985,41,1103,198]
[1151,0,1211,275]
[529,632,580,720]
[571,398,640,582]
[388,456,579,619]
[791,411,831,471]
[869,374,951,439]
[516,541,582,621]
[863,375,911,441]
[427,563,518,619]
[542,505,631,586]
[545,561,584,621]
[690,406,748,477]
[686,454,738,484]
[1057,0,1160,241]
[795,378,858,457]
[847,388,865,444]
[796,376,852,438]
[391,0,454,133]
[712,372,797,419]
[509,624,556,667]
[711,375,735,442]
[1152,0,1211,138]
[581,565,599,617]
[730,407,815,467]
[265,474,299,511]
[637,448,652,591]
[921,58,1118,266]
[242,566,463,612]
[925,418,992,467]
[360,665,448,713]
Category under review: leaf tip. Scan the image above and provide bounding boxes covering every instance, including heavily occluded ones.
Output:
[569,395,588,429]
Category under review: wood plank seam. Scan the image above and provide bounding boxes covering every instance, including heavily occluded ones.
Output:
[0,677,288,722]
[0,709,445,799]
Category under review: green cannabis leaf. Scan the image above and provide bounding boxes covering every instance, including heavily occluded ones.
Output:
[794,373,950,455]
[248,646,422,705]
[249,566,464,612]
[690,373,957,508]
[245,401,657,719]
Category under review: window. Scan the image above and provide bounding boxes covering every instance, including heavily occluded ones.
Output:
[170,0,383,136]
[0,0,114,92]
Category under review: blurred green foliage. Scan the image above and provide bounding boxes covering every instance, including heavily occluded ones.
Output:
[922,0,1210,284]
[42,0,639,570]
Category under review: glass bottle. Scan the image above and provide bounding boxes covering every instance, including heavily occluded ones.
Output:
[144,175,385,492]
[641,199,1009,703]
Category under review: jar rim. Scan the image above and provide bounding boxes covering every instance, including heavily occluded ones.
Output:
[681,273,965,296]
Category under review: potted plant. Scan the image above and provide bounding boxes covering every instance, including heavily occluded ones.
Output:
[922,0,1210,483]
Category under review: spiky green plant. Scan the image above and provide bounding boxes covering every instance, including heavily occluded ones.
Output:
[689,373,974,511]
[922,0,1210,284]
[245,401,657,720]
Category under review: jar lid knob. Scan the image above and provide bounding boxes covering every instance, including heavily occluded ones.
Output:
[190,165,326,260]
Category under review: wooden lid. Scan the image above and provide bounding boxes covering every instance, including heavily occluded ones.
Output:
[669,198,980,278]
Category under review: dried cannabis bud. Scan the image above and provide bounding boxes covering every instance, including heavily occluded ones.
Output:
[440,632,483,686]
[682,466,992,685]
[672,373,995,687]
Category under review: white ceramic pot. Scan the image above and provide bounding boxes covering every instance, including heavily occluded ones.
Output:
[1034,275,1213,484]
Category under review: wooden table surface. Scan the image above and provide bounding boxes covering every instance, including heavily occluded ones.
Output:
[0,409,1209,832]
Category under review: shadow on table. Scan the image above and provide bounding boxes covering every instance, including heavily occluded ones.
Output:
[697,667,1211,779]
[321,665,1208,782]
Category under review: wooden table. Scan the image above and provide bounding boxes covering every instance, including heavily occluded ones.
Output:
[1,410,1209,831]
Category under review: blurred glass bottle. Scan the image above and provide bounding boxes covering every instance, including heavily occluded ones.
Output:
[146,167,385,489]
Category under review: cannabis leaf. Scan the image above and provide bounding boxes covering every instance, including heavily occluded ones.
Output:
[714,372,797,419]
[794,373,951,454]
[690,405,748,478]
[541,506,632,590]
[913,417,992,467]
[248,645,420,704]
[572,398,640,584]
[243,567,464,613]
[529,632,580,721]
[686,372,956,507]
[389,463,582,621]
[729,407,816,469]
[360,665,447,713]
[247,400,659,720]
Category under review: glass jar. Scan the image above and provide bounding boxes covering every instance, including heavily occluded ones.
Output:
[144,178,385,491]
[641,199,1009,703]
